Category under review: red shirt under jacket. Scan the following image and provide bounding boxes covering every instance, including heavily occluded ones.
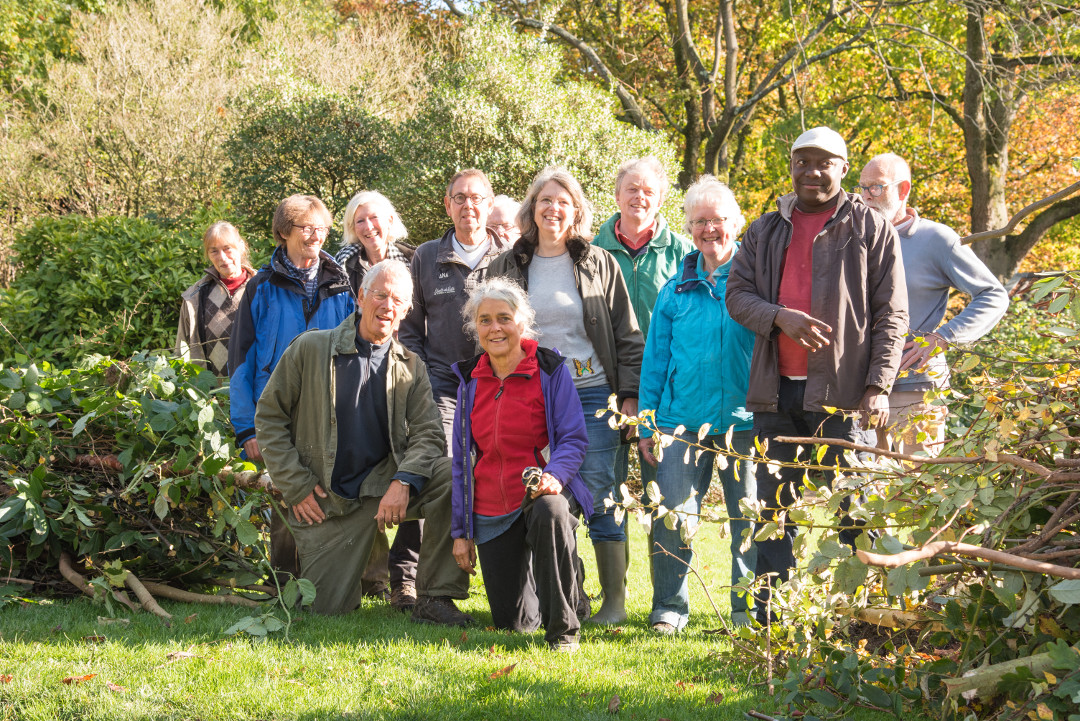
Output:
[469,339,550,517]
[777,207,832,378]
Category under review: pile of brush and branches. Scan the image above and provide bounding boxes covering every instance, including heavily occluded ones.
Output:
[617,273,1080,720]
[0,353,280,620]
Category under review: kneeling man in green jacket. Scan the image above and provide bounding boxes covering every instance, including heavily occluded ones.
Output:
[255,259,472,624]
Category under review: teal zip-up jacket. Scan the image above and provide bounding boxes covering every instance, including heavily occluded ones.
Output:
[638,249,753,439]
[592,213,694,341]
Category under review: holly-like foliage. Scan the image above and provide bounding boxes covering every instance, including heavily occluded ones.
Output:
[0,214,219,365]
[0,353,264,588]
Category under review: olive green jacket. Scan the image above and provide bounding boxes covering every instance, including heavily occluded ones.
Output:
[591,213,693,341]
[255,311,445,516]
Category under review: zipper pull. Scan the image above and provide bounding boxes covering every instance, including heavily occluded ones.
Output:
[495,383,504,400]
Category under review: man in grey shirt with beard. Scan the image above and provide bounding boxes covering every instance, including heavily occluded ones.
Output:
[858,153,1008,454]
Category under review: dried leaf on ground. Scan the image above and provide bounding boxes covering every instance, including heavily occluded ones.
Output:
[608,694,621,713]
[0,675,12,683]
[105,681,127,692]
[184,614,198,624]
[706,691,724,705]
[489,663,517,680]
[61,674,96,685]
[83,635,106,643]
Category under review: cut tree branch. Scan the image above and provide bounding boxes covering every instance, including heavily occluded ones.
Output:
[124,570,173,623]
[857,541,1080,579]
[772,435,1053,478]
[141,581,259,608]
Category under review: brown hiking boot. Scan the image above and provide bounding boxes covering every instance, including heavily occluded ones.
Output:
[411,596,474,627]
[390,583,417,612]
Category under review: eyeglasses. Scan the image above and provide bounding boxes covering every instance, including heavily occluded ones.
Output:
[689,217,728,230]
[853,180,901,198]
[367,290,409,308]
[489,222,516,231]
[293,224,330,238]
[449,193,489,206]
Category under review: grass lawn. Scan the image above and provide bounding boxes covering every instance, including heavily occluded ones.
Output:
[0,519,915,720]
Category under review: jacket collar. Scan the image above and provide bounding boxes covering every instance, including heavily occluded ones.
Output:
[776,190,863,224]
[674,248,735,295]
[470,338,539,380]
[455,339,564,382]
[330,311,406,359]
[435,226,508,265]
[595,212,674,251]
[269,247,347,284]
[511,234,591,270]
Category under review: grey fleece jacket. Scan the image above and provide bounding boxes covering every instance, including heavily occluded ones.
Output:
[893,209,1008,391]
[397,227,510,400]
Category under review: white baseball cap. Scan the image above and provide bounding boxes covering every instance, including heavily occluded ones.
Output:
[790,127,848,161]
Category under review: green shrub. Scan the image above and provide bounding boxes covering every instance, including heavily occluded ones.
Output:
[0,353,262,587]
[0,215,207,364]
[223,89,389,239]
[379,13,684,243]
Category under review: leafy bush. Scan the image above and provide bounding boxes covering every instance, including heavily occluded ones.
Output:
[0,353,258,585]
[223,89,389,238]
[378,13,684,243]
[0,215,208,365]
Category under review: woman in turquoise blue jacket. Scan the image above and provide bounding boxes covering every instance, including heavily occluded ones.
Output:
[637,176,757,633]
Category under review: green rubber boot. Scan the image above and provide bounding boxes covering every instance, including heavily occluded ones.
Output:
[587,541,627,625]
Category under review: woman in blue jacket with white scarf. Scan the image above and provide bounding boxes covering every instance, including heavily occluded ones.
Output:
[637,175,757,632]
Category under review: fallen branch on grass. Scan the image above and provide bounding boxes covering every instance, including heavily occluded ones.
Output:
[141,581,259,608]
[123,570,173,623]
[856,541,1080,579]
[59,551,138,612]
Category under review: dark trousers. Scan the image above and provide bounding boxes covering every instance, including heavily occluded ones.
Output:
[388,520,422,587]
[476,494,582,645]
[753,378,868,623]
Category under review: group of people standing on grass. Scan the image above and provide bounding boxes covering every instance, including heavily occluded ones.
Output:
[176,126,1009,646]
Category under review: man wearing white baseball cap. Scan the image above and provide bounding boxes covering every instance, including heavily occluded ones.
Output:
[726,126,908,625]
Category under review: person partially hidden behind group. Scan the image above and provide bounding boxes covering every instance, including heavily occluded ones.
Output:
[450,277,591,651]
[176,221,255,377]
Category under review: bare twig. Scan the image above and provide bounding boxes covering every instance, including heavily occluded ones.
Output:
[1,576,35,586]
[857,541,1080,579]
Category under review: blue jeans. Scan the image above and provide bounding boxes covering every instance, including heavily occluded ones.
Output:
[649,428,757,629]
[577,385,625,543]
[615,441,656,490]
